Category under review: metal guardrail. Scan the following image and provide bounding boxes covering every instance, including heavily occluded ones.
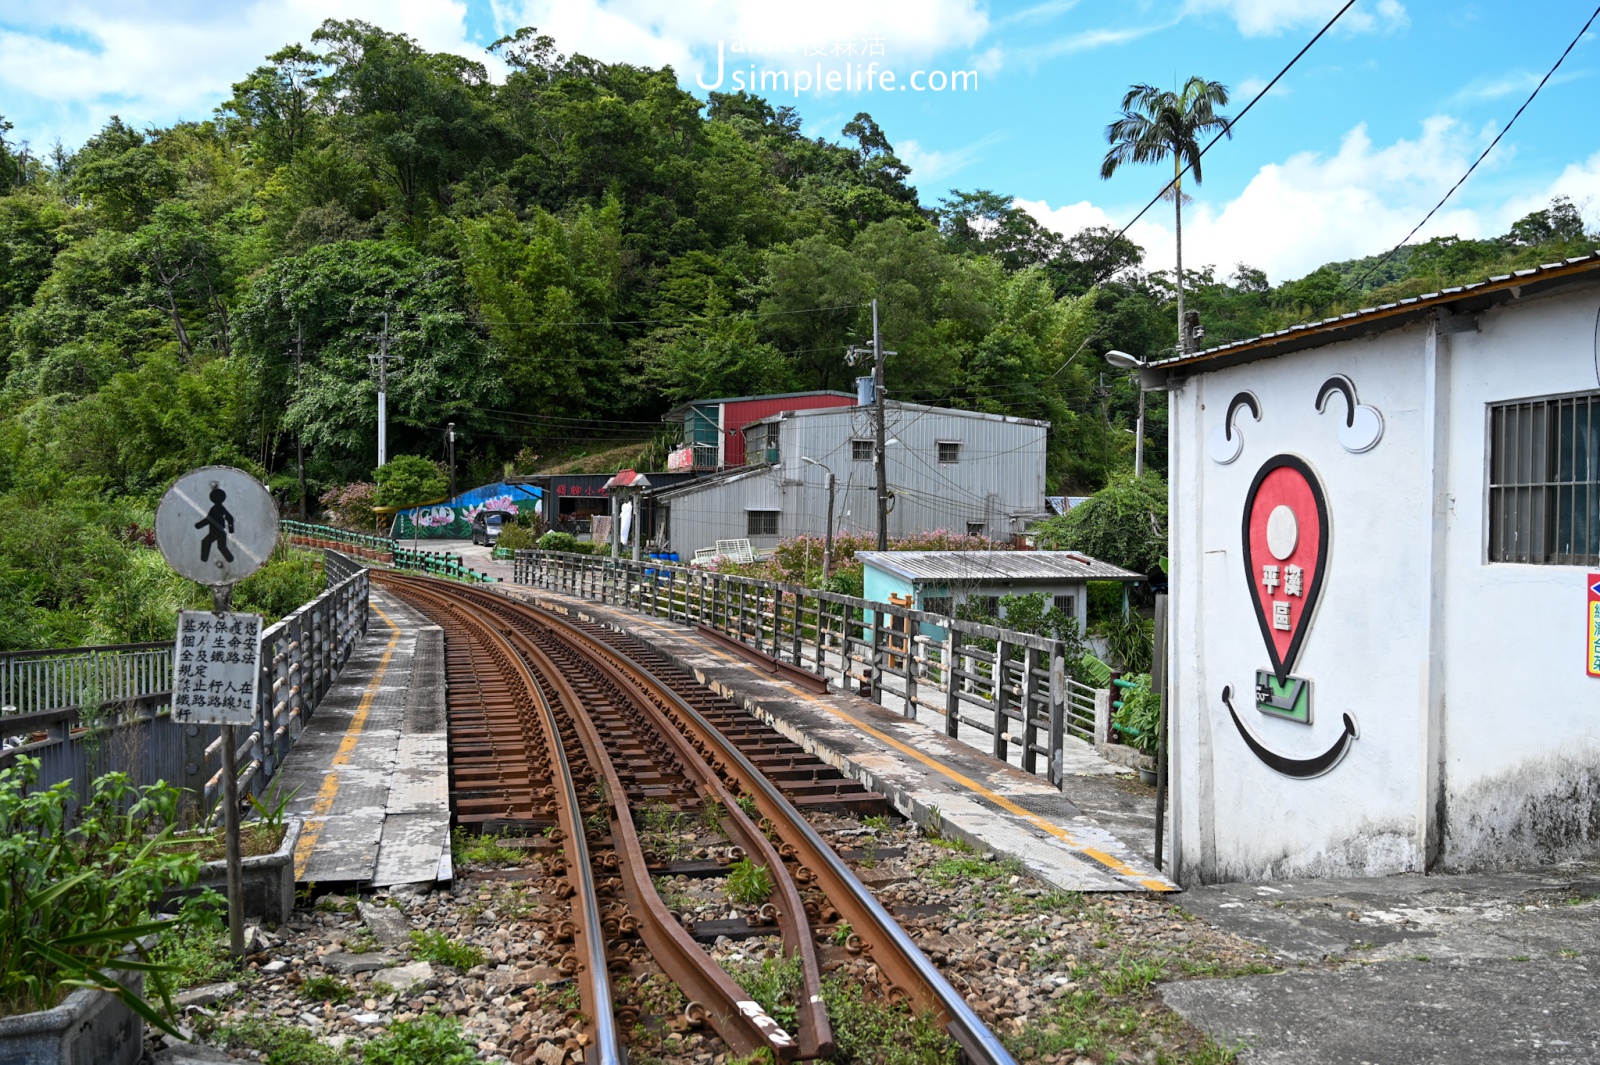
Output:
[282,519,394,559]
[1,642,172,719]
[0,557,371,825]
[392,545,497,583]
[513,551,1105,789]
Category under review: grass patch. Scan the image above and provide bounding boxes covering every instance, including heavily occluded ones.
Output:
[928,856,1003,885]
[362,1013,477,1065]
[824,974,957,1065]
[165,822,286,862]
[450,828,525,868]
[299,974,350,1003]
[925,835,974,854]
[729,954,803,1033]
[1100,952,1167,996]
[150,924,234,991]
[726,859,774,905]
[218,1018,350,1065]
[409,930,486,970]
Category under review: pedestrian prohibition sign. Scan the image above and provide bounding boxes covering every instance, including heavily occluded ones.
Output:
[155,466,280,585]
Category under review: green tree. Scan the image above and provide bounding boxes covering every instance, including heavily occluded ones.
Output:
[373,453,446,507]
[1100,77,1231,355]
[1033,474,1167,573]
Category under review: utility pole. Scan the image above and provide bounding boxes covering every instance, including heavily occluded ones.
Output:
[294,324,307,519]
[802,457,836,581]
[368,311,399,467]
[446,422,456,500]
[872,298,889,551]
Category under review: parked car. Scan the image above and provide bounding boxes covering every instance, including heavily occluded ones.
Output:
[470,512,504,546]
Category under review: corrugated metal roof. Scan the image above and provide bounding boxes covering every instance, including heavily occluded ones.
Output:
[1148,251,1600,377]
[857,550,1143,583]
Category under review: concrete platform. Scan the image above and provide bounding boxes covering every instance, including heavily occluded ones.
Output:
[278,592,451,888]
[507,586,1176,894]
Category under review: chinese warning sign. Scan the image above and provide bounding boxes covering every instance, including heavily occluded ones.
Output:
[1588,574,1599,679]
[174,611,262,725]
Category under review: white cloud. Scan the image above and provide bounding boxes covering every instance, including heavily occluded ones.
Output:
[0,0,487,147]
[1184,0,1408,37]
[899,131,1008,184]
[1017,116,1547,284]
[1235,74,1291,100]
[1497,149,1600,232]
[502,0,988,82]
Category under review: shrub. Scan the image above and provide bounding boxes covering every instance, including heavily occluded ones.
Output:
[536,530,579,553]
[1111,673,1160,754]
[320,482,378,532]
[1033,474,1167,573]
[0,757,219,1033]
[373,455,447,509]
[362,1013,477,1065]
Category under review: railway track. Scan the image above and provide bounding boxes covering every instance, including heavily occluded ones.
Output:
[374,571,1015,1065]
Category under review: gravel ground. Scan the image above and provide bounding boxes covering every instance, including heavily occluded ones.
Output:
[151,809,1272,1065]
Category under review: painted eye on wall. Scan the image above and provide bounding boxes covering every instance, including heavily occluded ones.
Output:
[1315,375,1384,453]
[1207,391,1260,465]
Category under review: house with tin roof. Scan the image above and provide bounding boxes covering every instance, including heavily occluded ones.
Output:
[1138,252,1600,884]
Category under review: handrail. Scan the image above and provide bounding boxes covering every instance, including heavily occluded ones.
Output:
[511,550,1116,790]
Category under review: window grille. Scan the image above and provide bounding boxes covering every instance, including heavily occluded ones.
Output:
[1488,391,1599,565]
[852,439,873,461]
[746,510,779,537]
[1053,594,1077,617]
[923,595,953,617]
[938,441,962,463]
[966,521,985,537]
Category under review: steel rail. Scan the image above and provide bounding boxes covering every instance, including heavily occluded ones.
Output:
[509,613,834,1059]
[523,602,1018,1065]
[503,620,802,1061]
[371,575,623,1065]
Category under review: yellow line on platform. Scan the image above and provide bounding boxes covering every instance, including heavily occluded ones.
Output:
[293,602,401,880]
[538,594,1172,893]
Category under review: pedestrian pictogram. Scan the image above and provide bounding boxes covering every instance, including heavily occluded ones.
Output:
[155,466,278,584]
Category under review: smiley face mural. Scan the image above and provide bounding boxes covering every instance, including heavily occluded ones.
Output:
[1214,376,1383,779]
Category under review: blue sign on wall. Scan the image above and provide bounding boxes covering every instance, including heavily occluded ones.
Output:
[390,482,543,539]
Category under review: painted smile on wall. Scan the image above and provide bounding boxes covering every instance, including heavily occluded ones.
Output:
[1225,452,1359,778]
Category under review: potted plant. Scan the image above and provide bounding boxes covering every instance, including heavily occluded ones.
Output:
[168,785,302,924]
[1111,673,1162,784]
[0,757,220,1064]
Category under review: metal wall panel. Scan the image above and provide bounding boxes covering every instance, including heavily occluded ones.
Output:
[661,405,1048,557]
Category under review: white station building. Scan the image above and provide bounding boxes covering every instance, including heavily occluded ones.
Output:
[1141,253,1600,883]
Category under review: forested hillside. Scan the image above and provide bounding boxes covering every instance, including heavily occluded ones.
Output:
[0,19,1593,648]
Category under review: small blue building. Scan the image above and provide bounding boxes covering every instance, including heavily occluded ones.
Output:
[857,550,1144,639]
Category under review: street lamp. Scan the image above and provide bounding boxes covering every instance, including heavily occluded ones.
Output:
[800,457,836,581]
[1105,349,1147,478]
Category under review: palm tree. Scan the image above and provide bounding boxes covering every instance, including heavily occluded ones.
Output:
[1101,78,1231,354]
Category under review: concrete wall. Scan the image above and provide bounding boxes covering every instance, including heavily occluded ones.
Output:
[1169,286,1600,884]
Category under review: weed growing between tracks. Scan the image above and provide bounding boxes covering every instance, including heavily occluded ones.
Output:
[450,828,527,869]
[409,929,487,970]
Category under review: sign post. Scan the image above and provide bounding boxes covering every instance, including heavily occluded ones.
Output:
[157,466,280,958]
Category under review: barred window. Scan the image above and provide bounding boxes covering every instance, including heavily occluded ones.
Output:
[966,521,985,537]
[746,510,779,537]
[852,439,873,461]
[938,441,962,463]
[1488,391,1599,565]
[1053,594,1077,617]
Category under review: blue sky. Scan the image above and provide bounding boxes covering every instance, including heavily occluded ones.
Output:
[1,0,1596,282]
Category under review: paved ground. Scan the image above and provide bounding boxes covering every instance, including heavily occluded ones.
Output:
[1166,862,1600,1063]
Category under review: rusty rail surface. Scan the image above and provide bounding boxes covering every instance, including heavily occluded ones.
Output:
[383,573,1015,1065]
[376,573,806,1062]
[370,575,621,1063]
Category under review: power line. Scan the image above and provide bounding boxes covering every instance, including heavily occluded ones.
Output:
[1113,0,1358,241]
[1339,4,1600,297]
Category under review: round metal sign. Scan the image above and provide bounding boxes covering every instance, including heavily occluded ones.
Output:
[156,466,280,585]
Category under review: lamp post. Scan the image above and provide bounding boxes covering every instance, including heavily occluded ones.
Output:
[1105,349,1147,478]
[801,457,836,581]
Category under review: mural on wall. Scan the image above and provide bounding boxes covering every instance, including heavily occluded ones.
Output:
[1215,376,1386,779]
[390,482,542,539]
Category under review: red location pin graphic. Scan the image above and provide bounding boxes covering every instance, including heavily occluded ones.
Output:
[1242,455,1329,684]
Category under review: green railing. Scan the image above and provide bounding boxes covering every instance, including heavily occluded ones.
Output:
[392,546,497,583]
[281,520,394,555]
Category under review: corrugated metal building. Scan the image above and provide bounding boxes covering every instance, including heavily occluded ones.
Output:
[663,391,856,470]
[857,549,1143,639]
[650,401,1050,558]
